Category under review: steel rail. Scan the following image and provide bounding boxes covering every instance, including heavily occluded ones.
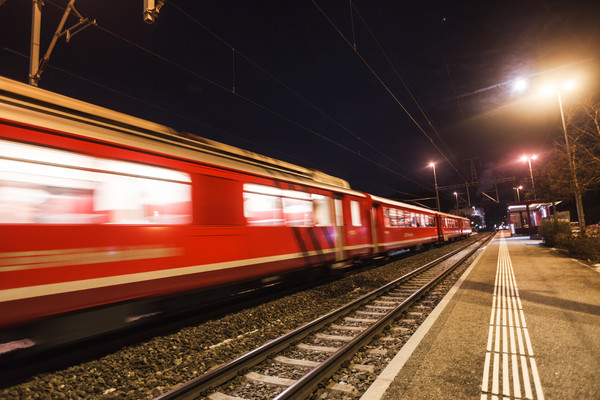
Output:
[275,232,493,399]
[154,233,493,400]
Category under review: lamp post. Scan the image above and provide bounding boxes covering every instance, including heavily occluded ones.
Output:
[429,162,440,211]
[549,84,586,231]
[520,155,537,199]
[513,185,522,201]
[453,192,458,209]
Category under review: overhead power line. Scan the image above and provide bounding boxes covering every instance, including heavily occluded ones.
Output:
[350,3,467,182]
[23,0,430,193]
[169,2,430,189]
[312,0,469,182]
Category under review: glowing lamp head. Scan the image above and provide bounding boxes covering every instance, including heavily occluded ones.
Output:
[428,162,435,168]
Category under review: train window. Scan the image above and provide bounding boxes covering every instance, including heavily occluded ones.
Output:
[428,215,436,227]
[400,210,409,227]
[411,213,418,227]
[312,194,331,226]
[383,208,391,227]
[0,140,191,224]
[282,191,313,227]
[350,200,361,226]
[390,208,401,227]
[243,185,284,226]
[243,185,317,227]
[398,210,407,227]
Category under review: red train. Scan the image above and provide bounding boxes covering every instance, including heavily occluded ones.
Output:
[0,76,471,344]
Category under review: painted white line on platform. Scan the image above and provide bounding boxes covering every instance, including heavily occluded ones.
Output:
[480,238,544,400]
[359,243,487,400]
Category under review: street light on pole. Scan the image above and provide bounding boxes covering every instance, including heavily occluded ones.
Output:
[542,81,586,231]
[429,162,440,211]
[453,192,458,209]
[513,185,523,201]
[520,155,537,199]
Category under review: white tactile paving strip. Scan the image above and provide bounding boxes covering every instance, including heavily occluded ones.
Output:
[480,238,544,400]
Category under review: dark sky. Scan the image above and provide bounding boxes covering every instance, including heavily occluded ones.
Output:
[1,0,599,209]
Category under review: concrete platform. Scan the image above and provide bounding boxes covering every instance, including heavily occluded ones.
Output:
[362,231,600,400]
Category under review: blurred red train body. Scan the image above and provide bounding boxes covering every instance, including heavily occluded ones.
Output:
[0,77,471,336]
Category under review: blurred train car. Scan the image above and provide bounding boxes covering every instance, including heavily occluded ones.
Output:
[0,76,470,346]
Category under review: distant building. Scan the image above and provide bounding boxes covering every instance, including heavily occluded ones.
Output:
[507,201,558,236]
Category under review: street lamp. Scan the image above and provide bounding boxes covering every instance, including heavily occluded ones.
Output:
[429,162,440,211]
[543,81,586,230]
[453,192,458,209]
[513,185,523,201]
[520,155,537,199]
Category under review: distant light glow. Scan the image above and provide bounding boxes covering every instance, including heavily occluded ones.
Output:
[521,155,537,162]
[512,77,528,93]
[563,80,576,91]
[428,162,435,168]
[541,84,556,95]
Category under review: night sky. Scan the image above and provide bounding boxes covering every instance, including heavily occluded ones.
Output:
[1,0,599,215]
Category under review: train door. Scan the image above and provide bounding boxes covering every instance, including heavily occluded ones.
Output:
[436,214,445,242]
[370,202,380,254]
[333,197,345,262]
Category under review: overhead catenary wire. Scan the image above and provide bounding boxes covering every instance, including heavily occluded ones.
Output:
[24,0,428,194]
[350,4,468,183]
[312,0,469,183]
[169,1,430,189]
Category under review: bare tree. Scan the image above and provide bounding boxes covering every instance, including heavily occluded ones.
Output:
[534,95,600,229]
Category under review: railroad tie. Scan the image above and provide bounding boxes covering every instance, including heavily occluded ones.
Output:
[274,356,320,368]
[330,323,365,332]
[316,333,354,342]
[366,304,395,310]
[350,363,375,372]
[208,392,248,400]
[356,310,386,317]
[326,382,358,395]
[344,316,378,323]
[297,343,340,353]
[373,300,398,305]
[245,371,296,387]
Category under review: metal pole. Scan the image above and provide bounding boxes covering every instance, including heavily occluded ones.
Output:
[29,0,42,86]
[465,181,471,207]
[557,90,586,231]
[527,158,536,199]
[431,164,440,211]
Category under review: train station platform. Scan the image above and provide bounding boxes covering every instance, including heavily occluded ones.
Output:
[361,231,600,400]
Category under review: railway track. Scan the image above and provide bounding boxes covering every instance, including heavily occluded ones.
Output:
[154,233,493,400]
